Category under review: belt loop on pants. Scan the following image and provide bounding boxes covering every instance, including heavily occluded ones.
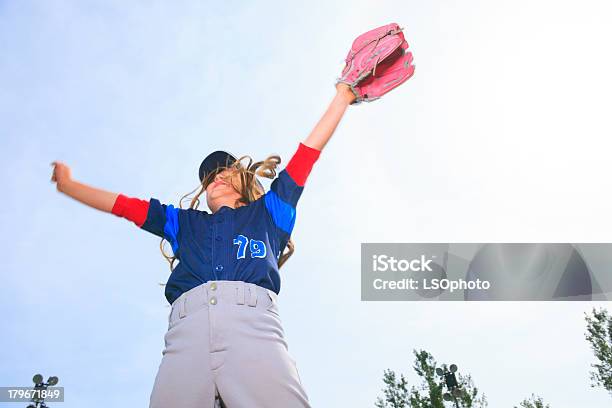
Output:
[247,283,257,307]
[234,282,257,307]
[235,283,245,305]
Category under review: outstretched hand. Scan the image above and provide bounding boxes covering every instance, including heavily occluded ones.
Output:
[51,161,72,191]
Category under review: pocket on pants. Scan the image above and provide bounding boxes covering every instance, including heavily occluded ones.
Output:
[265,290,281,317]
[293,359,304,386]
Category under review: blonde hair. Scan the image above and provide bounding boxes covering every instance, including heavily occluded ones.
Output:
[159,153,295,278]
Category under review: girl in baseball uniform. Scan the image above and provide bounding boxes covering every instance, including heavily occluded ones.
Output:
[52,83,357,407]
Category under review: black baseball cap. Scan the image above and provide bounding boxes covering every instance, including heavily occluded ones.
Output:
[199,151,263,190]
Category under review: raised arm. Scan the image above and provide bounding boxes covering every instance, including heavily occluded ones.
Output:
[263,85,355,238]
[302,83,355,151]
[51,161,150,229]
[51,161,118,213]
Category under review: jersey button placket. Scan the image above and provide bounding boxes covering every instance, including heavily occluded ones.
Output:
[212,214,225,280]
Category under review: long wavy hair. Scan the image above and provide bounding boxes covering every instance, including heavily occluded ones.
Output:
[158,153,295,279]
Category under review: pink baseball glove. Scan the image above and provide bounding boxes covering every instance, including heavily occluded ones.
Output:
[336,23,415,104]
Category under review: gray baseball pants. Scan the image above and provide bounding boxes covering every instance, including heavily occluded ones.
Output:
[149,280,311,408]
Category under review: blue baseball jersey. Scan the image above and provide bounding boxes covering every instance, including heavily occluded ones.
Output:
[113,143,320,305]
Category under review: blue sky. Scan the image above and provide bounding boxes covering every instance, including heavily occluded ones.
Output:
[2,1,612,407]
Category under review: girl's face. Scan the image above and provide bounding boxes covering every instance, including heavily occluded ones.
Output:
[205,168,243,211]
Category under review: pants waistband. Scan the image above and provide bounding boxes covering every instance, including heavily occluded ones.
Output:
[169,281,278,324]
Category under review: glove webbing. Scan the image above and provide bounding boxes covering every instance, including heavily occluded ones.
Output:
[346,27,404,77]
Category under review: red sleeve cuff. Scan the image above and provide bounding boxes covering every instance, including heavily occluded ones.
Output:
[111,194,150,227]
[285,143,321,186]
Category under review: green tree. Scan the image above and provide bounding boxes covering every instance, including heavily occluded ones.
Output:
[513,394,550,408]
[584,307,612,394]
[375,349,487,408]
[375,369,410,408]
